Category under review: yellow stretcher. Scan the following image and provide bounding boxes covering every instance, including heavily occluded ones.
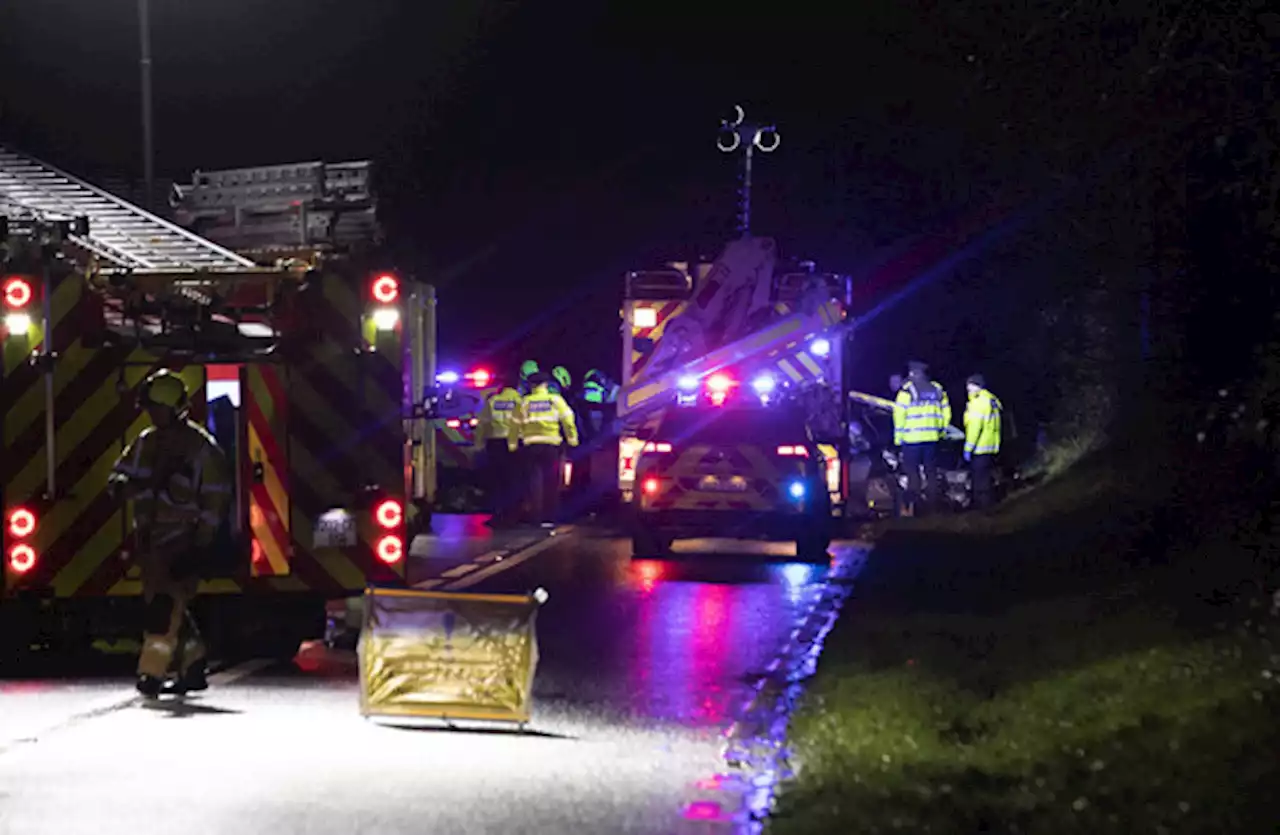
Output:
[358,586,546,726]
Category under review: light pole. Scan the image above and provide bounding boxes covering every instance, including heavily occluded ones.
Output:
[716,105,780,237]
[138,0,155,211]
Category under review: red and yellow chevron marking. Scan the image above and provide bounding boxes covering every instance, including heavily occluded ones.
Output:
[244,364,290,578]
[283,273,407,591]
[0,271,210,598]
[640,443,805,512]
[629,300,686,382]
[435,383,502,470]
[435,421,475,468]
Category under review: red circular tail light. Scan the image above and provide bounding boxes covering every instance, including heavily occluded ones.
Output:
[375,535,404,564]
[374,499,403,529]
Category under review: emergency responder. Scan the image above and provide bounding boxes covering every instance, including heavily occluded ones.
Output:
[518,359,540,395]
[893,360,951,515]
[476,376,523,525]
[581,369,618,437]
[512,371,579,523]
[889,373,905,398]
[108,370,232,698]
[963,374,1003,509]
[550,365,572,397]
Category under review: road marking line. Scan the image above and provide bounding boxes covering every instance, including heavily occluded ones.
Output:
[442,527,573,591]
[439,563,479,578]
[414,579,443,590]
[473,550,504,564]
[209,657,274,687]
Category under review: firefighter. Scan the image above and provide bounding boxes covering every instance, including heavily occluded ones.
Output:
[963,374,1003,509]
[511,371,579,524]
[518,360,540,395]
[475,376,523,525]
[893,360,951,515]
[108,370,232,698]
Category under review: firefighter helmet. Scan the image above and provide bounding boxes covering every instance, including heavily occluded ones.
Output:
[520,360,539,379]
[552,365,571,390]
[140,369,189,412]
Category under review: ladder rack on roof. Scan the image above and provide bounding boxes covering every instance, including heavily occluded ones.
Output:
[171,160,380,260]
[0,146,305,359]
[0,145,258,273]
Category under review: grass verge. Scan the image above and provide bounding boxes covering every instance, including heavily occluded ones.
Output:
[770,445,1280,834]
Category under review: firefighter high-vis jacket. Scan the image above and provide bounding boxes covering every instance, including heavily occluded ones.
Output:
[893,380,952,446]
[512,383,579,452]
[964,387,1003,456]
[476,386,522,445]
[111,420,233,554]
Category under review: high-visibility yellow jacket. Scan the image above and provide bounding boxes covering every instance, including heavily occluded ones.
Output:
[964,387,1003,456]
[512,383,579,452]
[476,386,522,445]
[894,380,952,445]
[111,420,233,553]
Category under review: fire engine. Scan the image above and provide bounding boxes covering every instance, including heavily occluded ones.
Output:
[0,149,435,659]
[617,236,853,554]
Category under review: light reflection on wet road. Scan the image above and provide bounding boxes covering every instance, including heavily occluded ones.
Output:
[0,517,848,834]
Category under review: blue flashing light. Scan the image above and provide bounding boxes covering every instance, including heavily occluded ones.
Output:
[436,371,460,384]
[677,374,699,392]
[809,338,831,358]
[788,481,806,499]
[751,374,776,395]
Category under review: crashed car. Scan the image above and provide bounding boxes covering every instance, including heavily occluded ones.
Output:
[844,392,1007,516]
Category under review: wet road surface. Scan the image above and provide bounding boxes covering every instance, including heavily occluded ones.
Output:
[0,515,857,834]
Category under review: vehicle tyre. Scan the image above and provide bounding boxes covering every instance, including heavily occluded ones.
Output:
[630,529,672,559]
[795,529,831,563]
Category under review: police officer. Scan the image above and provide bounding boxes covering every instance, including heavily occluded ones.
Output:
[476,376,523,525]
[893,360,951,515]
[963,373,1003,509]
[518,360,540,395]
[108,370,232,698]
[512,371,579,524]
[550,365,572,397]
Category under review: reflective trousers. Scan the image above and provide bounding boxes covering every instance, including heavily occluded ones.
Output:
[138,572,206,679]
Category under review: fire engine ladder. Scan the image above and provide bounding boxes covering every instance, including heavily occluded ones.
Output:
[618,297,846,420]
[0,146,303,357]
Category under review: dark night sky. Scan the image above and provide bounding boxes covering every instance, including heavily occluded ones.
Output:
[0,1,1051,397]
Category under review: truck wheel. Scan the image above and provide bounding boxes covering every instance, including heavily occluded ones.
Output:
[630,530,672,559]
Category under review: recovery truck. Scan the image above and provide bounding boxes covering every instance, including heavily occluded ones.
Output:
[0,149,436,660]
[617,236,854,555]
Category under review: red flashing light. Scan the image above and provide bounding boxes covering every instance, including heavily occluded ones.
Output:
[374,499,403,529]
[375,535,404,564]
[371,274,400,304]
[706,373,734,393]
[3,277,32,309]
[7,508,36,538]
[8,544,36,574]
[642,478,660,495]
[465,368,492,388]
[776,445,810,457]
